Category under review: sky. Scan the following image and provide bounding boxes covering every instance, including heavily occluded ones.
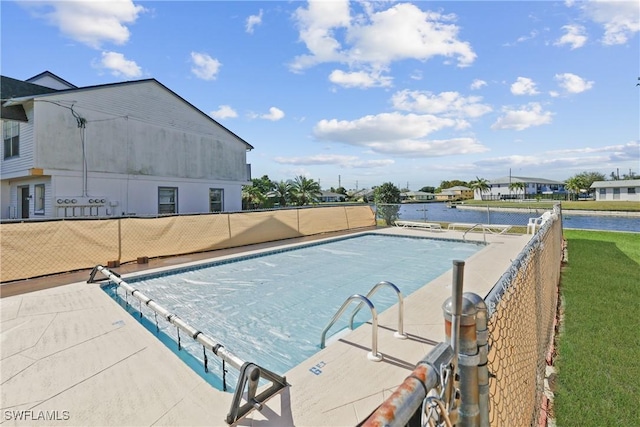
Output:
[1,0,639,191]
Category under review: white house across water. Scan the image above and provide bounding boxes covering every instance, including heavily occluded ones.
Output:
[1,72,253,219]
[476,176,567,200]
[590,179,640,202]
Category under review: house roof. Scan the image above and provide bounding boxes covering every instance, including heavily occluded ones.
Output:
[402,191,434,196]
[1,75,59,121]
[591,179,640,188]
[319,191,344,198]
[1,75,254,150]
[489,176,564,185]
[26,71,77,89]
[1,75,59,100]
[447,186,471,191]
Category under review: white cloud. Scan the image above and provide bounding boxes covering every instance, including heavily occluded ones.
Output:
[474,141,639,172]
[548,141,639,160]
[503,30,539,47]
[366,137,489,157]
[410,70,423,81]
[491,102,553,131]
[329,69,392,88]
[96,51,142,78]
[190,52,221,80]
[577,0,640,45]
[246,9,263,34]
[290,2,476,74]
[470,79,487,90]
[555,24,588,49]
[391,90,492,118]
[555,72,594,94]
[312,112,488,157]
[210,105,238,120]
[257,107,285,121]
[290,0,351,71]
[23,0,145,49]
[510,77,540,96]
[274,154,395,169]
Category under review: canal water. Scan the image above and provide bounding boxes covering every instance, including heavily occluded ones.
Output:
[392,203,640,233]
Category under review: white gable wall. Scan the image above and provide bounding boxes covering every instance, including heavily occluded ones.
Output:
[33,81,249,181]
[1,80,250,218]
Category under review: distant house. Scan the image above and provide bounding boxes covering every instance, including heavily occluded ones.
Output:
[1,72,253,219]
[318,191,345,203]
[590,180,640,202]
[476,176,566,200]
[348,188,375,202]
[401,191,435,202]
[436,186,473,201]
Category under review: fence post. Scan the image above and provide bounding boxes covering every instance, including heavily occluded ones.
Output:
[442,260,480,427]
[464,292,490,427]
[442,260,465,412]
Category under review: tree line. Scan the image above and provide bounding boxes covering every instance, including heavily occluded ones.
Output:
[243,170,637,209]
[242,175,325,209]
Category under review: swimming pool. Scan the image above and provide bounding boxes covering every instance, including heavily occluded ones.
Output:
[104,233,482,391]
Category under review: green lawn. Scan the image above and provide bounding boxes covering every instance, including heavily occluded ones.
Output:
[462,200,640,212]
[554,230,640,426]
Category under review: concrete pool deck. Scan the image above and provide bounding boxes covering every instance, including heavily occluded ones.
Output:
[0,228,532,426]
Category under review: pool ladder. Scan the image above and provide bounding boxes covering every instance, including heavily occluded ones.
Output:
[320,281,407,362]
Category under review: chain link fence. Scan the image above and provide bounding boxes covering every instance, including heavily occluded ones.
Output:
[0,205,376,282]
[484,204,562,426]
[363,205,562,426]
[375,202,550,231]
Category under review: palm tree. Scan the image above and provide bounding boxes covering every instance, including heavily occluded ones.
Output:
[509,182,526,199]
[469,176,490,200]
[290,175,321,206]
[565,176,584,201]
[272,180,293,207]
[242,185,266,210]
[509,182,524,199]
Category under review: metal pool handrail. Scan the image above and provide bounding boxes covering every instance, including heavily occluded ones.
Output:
[320,294,382,361]
[349,281,407,339]
[462,223,487,243]
[88,265,287,425]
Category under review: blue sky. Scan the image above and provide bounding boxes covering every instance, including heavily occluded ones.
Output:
[1,0,638,190]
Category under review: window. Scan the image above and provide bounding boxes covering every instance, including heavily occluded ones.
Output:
[628,188,636,194]
[613,188,620,199]
[599,188,606,197]
[158,187,178,214]
[3,121,20,159]
[209,188,224,212]
[34,184,45,215]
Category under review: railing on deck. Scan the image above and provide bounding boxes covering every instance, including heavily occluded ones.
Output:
[88,265,288,425]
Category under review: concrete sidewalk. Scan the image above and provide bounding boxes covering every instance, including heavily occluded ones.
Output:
[1,229,531,426]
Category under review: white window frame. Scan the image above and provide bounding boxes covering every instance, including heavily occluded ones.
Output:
[34,184,45,215]
[158,187,178,214]
[3,121,20,159]
[209,188,224,212]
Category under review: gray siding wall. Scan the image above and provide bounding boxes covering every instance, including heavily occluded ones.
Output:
[33,81,249,182]
[1,107,35,176]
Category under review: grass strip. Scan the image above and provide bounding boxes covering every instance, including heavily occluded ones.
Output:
[554,230,640,426]
[462,200,640,212]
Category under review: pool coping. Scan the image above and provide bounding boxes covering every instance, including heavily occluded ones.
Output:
[0,228,532,426]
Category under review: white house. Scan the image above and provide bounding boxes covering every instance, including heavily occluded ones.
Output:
[401,191,435,202]
[1,72,253,219]
[475,176,566,200]
[590,180,640,202]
